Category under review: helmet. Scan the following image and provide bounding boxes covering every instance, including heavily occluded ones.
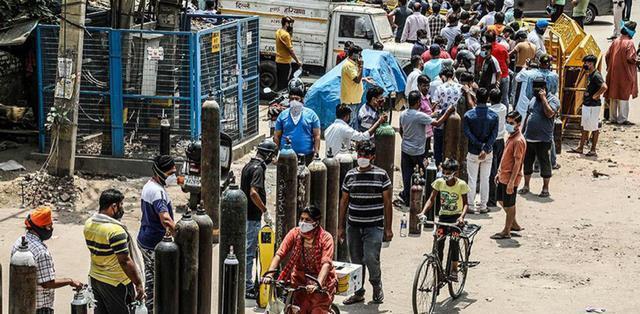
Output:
[288,77,305,95]
[257,139,277,157]
[186,140,202,163]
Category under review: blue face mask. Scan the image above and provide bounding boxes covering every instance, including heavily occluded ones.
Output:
[505,123,516,134]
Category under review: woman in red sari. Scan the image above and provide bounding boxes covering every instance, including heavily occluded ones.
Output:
[264,206,337,313]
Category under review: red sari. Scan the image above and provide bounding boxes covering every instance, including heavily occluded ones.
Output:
[276,227,337,314]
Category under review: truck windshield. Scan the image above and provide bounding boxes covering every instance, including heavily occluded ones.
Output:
[373,14,393,40]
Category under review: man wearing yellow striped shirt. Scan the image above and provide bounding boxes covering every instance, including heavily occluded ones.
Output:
[84,189,145,314]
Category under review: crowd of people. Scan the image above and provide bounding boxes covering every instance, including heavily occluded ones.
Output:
[10,0,640,313]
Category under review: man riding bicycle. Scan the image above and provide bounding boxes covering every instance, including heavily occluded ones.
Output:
[419,158,470,281]
[263,206,337,313]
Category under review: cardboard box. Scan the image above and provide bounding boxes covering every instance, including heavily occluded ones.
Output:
[333,261,363,296]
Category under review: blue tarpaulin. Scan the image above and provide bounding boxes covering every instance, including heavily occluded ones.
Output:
[305,50,407,130]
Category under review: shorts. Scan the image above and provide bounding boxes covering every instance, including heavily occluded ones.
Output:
[523,141,552,178]
[496,183,517,207]
[581,106,601,132]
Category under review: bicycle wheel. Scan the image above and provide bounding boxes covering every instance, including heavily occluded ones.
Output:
[412,255,438,314]
[330,303,341,314]
[447,237,469,298]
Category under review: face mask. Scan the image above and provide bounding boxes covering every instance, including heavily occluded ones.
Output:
[480,51,488,58]
[165,174,178,186]
[299,221,316,233]
[352,53,361,61]
[32,225,53,241]
[420,38,429,45]
[505,123,516,134]
[113,206,125,220]
[286,25,293,33]
[357,157,371,168]
[289,100,304,124]
[536,27,545,35]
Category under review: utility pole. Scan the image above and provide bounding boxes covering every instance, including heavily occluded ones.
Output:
[49,0,86,177]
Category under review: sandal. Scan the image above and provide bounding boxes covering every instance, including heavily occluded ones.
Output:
[585,151,598,157]
[343,294,365,305]
[568,148,583,154]
[621,121,635,126]
[518,187,530,195]
[490,233,511,240]
[511,227,525,232]
[539,191,550,198]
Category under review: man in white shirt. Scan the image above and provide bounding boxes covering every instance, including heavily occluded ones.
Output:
[478,0,497,27]
[488,88,508,207]
[402,2,431,43]
[527,19,548,58]
[325,104,387,156]
[405,55,424,96]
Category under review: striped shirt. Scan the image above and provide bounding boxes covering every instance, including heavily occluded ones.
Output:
[12,232,55,309]
[342,166,391,227]
[84,217,131,286]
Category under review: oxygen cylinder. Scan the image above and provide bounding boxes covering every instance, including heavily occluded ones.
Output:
[218,176,247,313]
[456,95,472,181]
[193,206,214,314]
[175,212,200,314]
[275,140,298,249]
[308,155,327,227]
[443,110,461,162]
[424,159,437,228]
[70,289,89,314]
[297,154,311,216]
[221,246,239,314]
[323,149,340,242]
[335,145,353,262]
[374,123,396,186]
[160,116,170,156]
[9,236,36,314]
[154,235,179,314]
[201,97,220,243]
[409,166,424,235]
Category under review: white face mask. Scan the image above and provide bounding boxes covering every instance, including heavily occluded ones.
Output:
[289,100,304,124]
[357,157,371,168]
[299,221,316,233]
[165,174,178,186]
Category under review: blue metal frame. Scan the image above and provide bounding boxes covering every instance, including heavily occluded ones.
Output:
[236,21,244,139]
[190,32,201,139]
[109,30,124,157]
[36,27,45,153]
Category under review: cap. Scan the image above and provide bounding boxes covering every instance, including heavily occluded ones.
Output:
[25,206,52,228]
[536,19,549,29]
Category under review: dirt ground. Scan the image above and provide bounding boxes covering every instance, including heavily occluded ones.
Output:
[2,12,640,314]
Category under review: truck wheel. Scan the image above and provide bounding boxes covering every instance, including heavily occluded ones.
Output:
[584,4,597,25]
[260,60,278,98]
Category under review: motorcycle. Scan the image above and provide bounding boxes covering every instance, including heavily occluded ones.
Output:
[180,131,234,211]
[264,68,304,136]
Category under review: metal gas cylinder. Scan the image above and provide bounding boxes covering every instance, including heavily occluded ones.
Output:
[323,149,340,241]
[335,145,354,262]
[374,123,396,186]
[443,110,461,162]
[193,206,214,314]
[175,212,200,314]
[9,236,36,314]
[308,155,327,227]
[154,235,180,314]
[275,140,298,249]
[296,154,311,217]
[409,166,424,235]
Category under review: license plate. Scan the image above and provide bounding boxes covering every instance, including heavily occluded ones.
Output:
[185,175,201,188]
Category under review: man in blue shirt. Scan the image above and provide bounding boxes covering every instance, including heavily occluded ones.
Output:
[463,88,499,214]
[519,78,559,198]
[274,87,321,165]
[525,54,559,99]
[137,155,177,311]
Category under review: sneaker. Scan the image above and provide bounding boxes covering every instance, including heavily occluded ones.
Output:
[372,285,384,304]
[478,207,489,214]
[245,291,257,300]
[468,206,480,214]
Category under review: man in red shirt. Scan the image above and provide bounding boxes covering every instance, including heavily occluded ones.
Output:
[491,111,526,240]
[486,30,511,109]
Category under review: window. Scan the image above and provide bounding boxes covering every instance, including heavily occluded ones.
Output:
[338,15,374,39]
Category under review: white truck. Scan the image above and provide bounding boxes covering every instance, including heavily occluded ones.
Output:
[219,0,413,92]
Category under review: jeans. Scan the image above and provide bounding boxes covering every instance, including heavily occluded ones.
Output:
[610,99,630,123]
[91,277,135,314]
[433,128,444,167]
[489,139,505,205]
[347,224,383,296]
[276,62,292,91]
[624,0,632,20]
[500,76,510,109]
[466,152,493,210]
[246,220,262,291]
[400,151,426,203]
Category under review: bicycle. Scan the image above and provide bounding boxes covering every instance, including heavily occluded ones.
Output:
[261,270,341,314]
[412,219,481,314]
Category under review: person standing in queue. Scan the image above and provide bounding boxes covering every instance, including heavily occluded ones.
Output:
[605,21,638,125]
[275,16,302,91]
[339,140,393,305]
[84,189,146,314]
[241,139,278,299]
[570,55,607,156]
[274,87,321,165]
[488,88,508,208]
[491,111,527,240]
[11,206,84,314]
[324,104,387,157]
[137,155,177,311]
[341,45,373,128]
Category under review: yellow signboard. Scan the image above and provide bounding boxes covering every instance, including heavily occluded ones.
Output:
[211,31,220,53]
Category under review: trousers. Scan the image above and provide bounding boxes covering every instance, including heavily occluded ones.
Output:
[614,1,625,36]
[245,220,262,291]
[139,242,155,311]
[91,277,135,314]
[466,152,493,210]
[347,224,383,296]
[610,99,630,123]
[489,139,505,205]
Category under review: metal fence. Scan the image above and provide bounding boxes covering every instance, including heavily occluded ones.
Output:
[36,14,260,158]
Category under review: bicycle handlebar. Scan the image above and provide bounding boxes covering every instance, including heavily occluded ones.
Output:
[419,219,464,233]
